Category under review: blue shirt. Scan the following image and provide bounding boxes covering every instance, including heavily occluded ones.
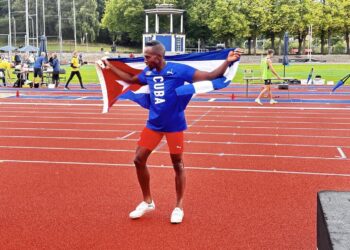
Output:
[34,56,47,69]
[137,62,196,132]
[51,58,60,72]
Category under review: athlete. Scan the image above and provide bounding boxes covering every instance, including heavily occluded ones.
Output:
[103,40,241,223]
[64,51,86,90]
[255,49,281,105]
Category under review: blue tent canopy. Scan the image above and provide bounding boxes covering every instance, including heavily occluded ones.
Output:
[18,45,39,52]
[0,45,17,52]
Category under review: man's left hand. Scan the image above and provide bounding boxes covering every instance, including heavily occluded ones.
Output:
[227,48,243,62]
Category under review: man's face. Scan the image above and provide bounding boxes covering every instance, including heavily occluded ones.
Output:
[143,47,161,69]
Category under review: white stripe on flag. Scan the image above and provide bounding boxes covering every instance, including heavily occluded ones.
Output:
[193,80,215,94]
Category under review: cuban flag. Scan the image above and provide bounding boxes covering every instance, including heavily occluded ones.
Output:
[96,49,240,113]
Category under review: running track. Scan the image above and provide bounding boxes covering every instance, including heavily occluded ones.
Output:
[0,84,350,249]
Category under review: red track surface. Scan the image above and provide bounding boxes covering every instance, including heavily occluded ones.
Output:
[1,84,350,249]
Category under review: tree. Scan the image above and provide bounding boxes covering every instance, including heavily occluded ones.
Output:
[239,0,269,54]
[206,0,249,46]
[102,0,144,45]
[339,0,350,54]
[289,0,320,55]
[260,0,296,53]
[76,0,100,43]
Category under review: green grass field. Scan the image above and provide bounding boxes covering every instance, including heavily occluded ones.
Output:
[235,63,350,84]
[10,63,349,85]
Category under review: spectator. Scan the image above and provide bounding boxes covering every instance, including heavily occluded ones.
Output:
[78,53,83,65]
[33,52,48,88]
[0,55,13,87]
[50,53,60,88]
[14,53,21,66]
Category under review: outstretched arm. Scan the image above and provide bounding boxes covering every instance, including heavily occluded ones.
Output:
[192,49,242,82]
[104,59,140,84]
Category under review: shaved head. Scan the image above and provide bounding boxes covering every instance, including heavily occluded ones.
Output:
[145,40,165,57]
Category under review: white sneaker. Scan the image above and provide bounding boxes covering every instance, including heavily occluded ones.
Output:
[170,207,184,224]
[129,201,155,219]
[270,99,278,104]
[255,98,263,105]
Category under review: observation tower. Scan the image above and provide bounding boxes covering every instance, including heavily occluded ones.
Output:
[143,3,186,53]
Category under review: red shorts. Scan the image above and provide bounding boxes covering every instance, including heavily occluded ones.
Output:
[138,127,184,154]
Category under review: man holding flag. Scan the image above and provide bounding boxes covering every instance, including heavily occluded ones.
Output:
[102,40,241,224]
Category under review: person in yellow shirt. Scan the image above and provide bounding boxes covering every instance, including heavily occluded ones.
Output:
[0,55,13,87]
[64,51,86,90]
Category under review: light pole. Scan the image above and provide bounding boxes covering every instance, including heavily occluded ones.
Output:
[73,0,77,50]
[25,0,29,46]
[42,0,45,35]
[85,32,88,52]
[7,0,12,59]
[35,0,38,47]
[58,0,62,60]
[12,17,16,47]
[29,16,34,46]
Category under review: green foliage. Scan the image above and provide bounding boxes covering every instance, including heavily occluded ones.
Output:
[3,0,350,54]
[102,0,144,43]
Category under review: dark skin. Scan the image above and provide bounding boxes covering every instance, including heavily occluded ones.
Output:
[104,46,241,209]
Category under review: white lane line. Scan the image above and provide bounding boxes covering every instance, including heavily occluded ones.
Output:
[337,147,347,159]
[2,135,350,149]
[188,108,213,128]
[2,109,350,119]
[2,101,350,110]
[1,127,350,140]
[208,98,216,102]
[1,120,350,133]
[2,159,350,178]
[2,118,350,127]
[119,131,136,139]
[0,145,347,161]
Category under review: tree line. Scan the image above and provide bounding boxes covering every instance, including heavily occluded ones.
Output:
[1,0,350,54]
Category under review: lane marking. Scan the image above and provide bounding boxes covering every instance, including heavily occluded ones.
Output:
[337,147,347,159]
[1,127,350,140]
[188,108,213,128]
[1,135,350,149]
[2,159,350,178]
[208,98,216,102]
[119,131,136,139]
[2,109,350,118]
[0,145,347,161]
[2,101,350,110]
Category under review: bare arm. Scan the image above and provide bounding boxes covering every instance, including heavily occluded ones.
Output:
[104,60,140,84]
[267,60,281,80]
[192,49,241,82]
